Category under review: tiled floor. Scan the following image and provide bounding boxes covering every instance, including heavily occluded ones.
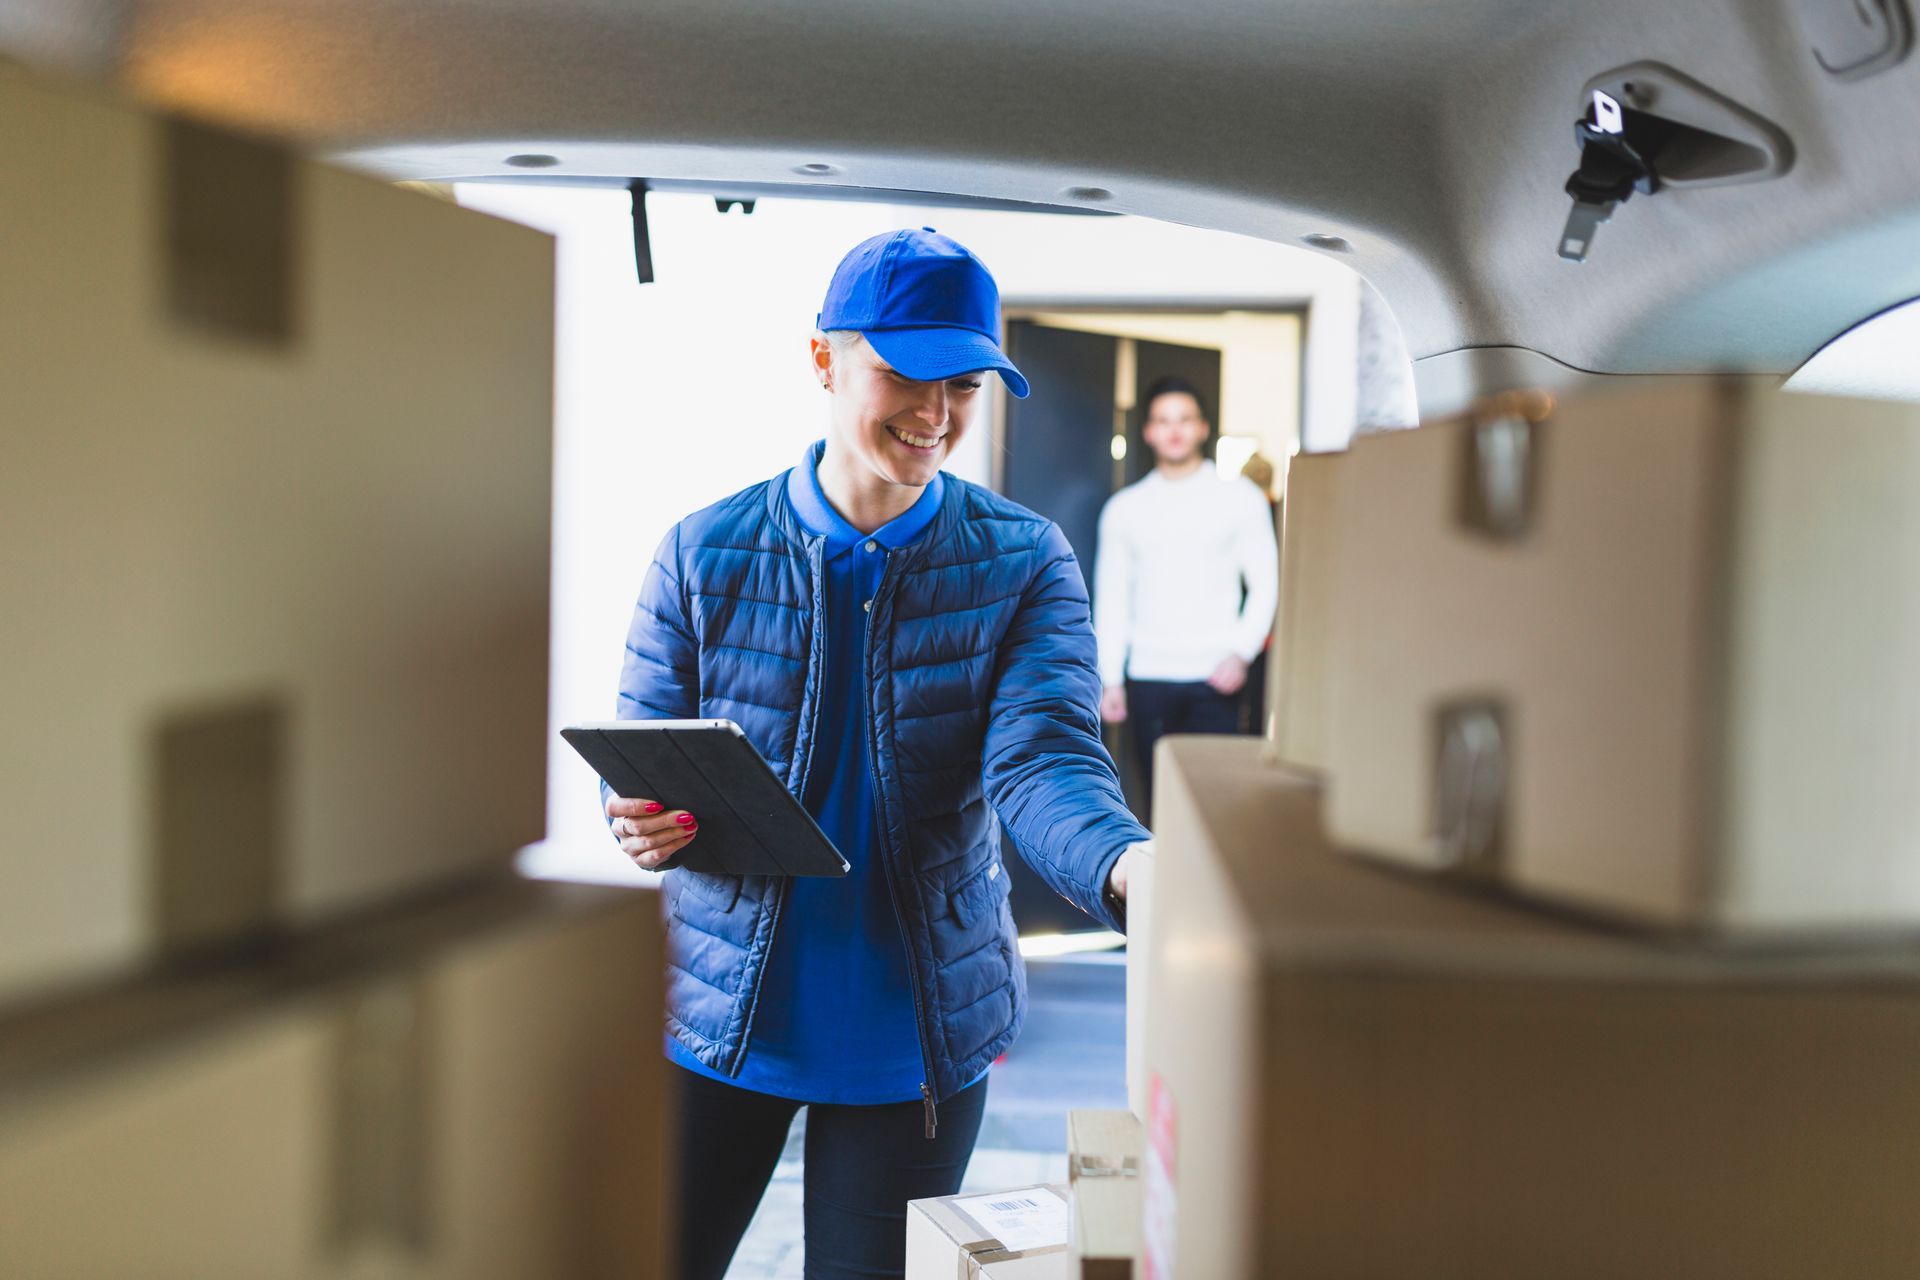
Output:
[725,952,1127,1279]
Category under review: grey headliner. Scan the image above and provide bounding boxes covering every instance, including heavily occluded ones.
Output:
[7,0,1918,377]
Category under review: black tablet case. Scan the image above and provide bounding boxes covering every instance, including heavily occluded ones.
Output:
[562,721,850,877]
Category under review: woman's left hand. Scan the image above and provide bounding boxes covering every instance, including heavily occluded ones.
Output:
[607,794,699,869]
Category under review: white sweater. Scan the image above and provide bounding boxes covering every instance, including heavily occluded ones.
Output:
[1093,461,1280,687]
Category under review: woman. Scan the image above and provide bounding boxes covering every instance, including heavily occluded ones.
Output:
[604,227,1149,1280]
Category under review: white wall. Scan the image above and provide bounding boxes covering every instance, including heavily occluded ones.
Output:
[452,185,1363,880]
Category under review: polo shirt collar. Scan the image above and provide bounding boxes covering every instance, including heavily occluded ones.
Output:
[787,440,945,558]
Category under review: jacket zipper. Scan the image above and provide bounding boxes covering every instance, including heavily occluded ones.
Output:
[865,549,941,1139]
[726,536,828,1078]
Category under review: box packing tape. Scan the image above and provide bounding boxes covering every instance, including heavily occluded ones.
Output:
[1069,1153,1141,1179]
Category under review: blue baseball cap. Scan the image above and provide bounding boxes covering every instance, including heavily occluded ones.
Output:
[817,228,1030,398]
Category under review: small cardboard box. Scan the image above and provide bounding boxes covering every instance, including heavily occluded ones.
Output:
[1067,1111,1141,1280]
[1144,734,1920,1279]
[906,1184,1071,1279]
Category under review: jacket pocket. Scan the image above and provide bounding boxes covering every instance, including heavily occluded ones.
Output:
[949,859,1006,929]
[673,868,742,914]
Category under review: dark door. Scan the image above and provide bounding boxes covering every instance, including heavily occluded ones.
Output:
[996,321,1222,934]
[1001,322,1117,578]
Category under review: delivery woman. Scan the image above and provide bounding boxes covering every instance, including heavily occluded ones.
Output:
[604,227,1147,1280]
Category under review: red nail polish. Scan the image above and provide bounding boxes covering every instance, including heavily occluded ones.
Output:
[643,802,664,814]
[675,813,696,826]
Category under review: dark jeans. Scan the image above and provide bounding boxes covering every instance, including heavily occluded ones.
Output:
[671,1062,991,1280]
[1126,678,1244,821]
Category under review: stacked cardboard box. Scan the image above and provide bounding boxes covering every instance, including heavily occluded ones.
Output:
[1323,380,1920,931]
[1122,842,1157,1120]
[0,63,673,1280]
[1262,449,1343,773]
[1066,1110,1141,1280]
[0,61,553,1003]
[1143,734,1920,1278]
[0,881,673,1279]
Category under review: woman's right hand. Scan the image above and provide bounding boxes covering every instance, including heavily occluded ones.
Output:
[606,795,699,870]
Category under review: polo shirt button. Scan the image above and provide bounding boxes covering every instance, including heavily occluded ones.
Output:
[865,541,878,552]
[863,600,873,613]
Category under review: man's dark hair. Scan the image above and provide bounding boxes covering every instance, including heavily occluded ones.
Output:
[1141,376,1210,423]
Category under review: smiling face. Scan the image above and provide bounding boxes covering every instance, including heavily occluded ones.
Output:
[813,333,984,490]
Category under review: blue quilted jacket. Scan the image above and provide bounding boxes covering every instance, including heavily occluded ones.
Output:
[615,466,1149,1106]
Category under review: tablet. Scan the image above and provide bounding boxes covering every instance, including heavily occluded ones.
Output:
[562,720,850,877]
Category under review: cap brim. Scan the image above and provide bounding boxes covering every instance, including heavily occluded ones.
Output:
[863,327,1030,398]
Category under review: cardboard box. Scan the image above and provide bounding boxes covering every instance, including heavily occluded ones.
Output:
[0,881,670,1279]
[1324,379,1920,930]
[1144,734,1920,1279]
[907,1184,1071,1279]
[1066,1111,1141,1280]
[1122,841,1157,1120]
[1262,449,1343,772]
[0,63,553,1001]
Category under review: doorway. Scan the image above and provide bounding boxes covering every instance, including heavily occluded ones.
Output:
[993,308,1301,934]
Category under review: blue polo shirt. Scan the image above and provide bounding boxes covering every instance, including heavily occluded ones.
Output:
[666,441,941,1103]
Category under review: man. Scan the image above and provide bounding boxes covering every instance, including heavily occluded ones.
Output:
[1094,377,1280,814]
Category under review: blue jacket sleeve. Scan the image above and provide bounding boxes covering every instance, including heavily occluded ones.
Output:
[982,522,1151,933]
[602,523,701,826]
